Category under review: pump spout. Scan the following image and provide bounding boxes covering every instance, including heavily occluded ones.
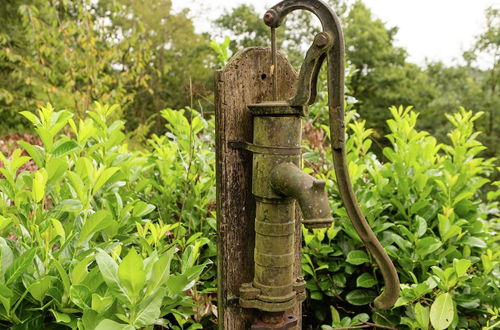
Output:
[271,162,333,229]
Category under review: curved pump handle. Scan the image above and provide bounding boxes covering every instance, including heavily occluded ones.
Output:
[264,0,400,310]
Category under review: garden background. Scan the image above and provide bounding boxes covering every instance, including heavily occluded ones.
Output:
[0,0,498,329]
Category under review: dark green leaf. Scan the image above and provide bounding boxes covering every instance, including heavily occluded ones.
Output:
[346,250,369,265]
[345,289,376,305]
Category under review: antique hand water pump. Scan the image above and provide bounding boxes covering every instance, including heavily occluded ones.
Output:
[215,0,399,329]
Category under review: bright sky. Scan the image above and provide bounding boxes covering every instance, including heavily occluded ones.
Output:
[172,0,499,68]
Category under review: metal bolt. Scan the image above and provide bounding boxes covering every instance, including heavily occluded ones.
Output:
[264,11,274,25]
[314,32,329,48]
[264,9,279,27]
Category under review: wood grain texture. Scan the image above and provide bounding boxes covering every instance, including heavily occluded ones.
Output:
[215,47,301,329]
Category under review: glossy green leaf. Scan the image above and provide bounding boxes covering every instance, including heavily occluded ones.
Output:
[96,250,130,307]
[146,247,177,295]
[453,259,471,277]
[118,248,146,300]
[416,237,442,258]
[93,167,120,193]
[414,302,430,330]
[20,111,41,125]
[0,237,13,278]
[50,309,71,323]
[28,276,54,302]
[69,284,91,309]
[166,274,189,295]
[18,141,44,167]
[345,289,376,306]
[0,283,13,312]
[133,201,156,218]
[52,140,80,157]
[79,210,113,244]
[32,169,48,203]
[430,293,454,330]
[134,290,164,327]
[71,255,94,285]
[46,158,68,184]
[5,248,36,285]
[415,215,427,238]
[356,273,377,288]
[91,293,114,314]
[346,250,369,265]
[95,319,134,330]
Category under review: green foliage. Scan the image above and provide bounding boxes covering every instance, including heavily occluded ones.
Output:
[212,2,499,159]
[0,0,215,135]
[0,100,498,328]
[0,104,210,329]
[302,105,499,328]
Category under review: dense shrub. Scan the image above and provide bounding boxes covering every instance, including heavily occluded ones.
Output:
[0,103,498,329]
[0,104,213,329]
[302,106,499,329]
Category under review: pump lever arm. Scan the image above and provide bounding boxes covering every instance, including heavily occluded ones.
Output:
[264,0,400,310]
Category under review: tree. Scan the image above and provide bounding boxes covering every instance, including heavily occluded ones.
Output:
[100,0,216,132]
[0,0,216,135]
[464,5,499,156]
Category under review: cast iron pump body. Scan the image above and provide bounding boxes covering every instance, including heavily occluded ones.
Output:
[236,0,400,327]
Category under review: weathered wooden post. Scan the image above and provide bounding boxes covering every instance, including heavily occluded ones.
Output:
[215,48,301,329]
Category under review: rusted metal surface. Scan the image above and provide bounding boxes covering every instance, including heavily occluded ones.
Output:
[238,105,307,312]
[271,162,333,229]
[251,313,298,329]
[263,0,400,310]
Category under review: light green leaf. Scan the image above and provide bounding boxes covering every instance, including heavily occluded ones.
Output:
[133,202,156,218]
[28,276,54,302]
[0,237,13,278]
[118,248,146,301]
[415,216,427,238]
[52,140,80,157]
[330,305,340,324]
[50,309,71,323]
[96,250,130,306]
[346,250,369,265]
[134,290,164,327]
[71,255,94,285]
[50,218,66,242]
[79,210,113,244]
[146,247,177,295]
[453,259,471,277]
[67,171,86,201]
[166,274,189,295]
[18,141,44,168]
[463,237,486,248]
[35,127,53,151]
[93,167,120,193]
[0,283,13,312]
[430,293,454,330]
[5,248,36,285]
[414,302,430,330]
[20,111,41,125]
[52,259,71,296]
[91,293,114,314]
[32,169,48,203]
[69,284,91,309]
[95,319,134,330]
